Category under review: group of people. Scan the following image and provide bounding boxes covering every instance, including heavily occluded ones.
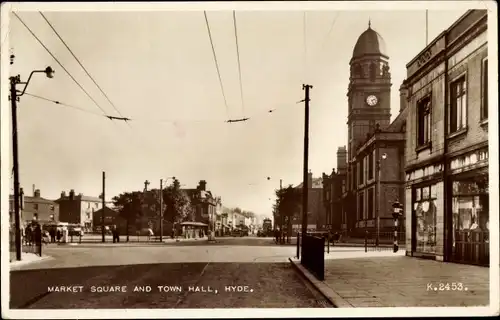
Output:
[47,228,64,243]
[23,222,42,246]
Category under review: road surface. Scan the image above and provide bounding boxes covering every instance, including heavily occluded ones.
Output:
[10,237,332,309]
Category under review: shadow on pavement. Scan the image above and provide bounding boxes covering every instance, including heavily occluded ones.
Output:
[10,262,330,309]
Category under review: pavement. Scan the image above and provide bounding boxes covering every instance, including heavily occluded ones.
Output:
[9,237,332,309]
[290,250,490,308]
[9,252,53,267]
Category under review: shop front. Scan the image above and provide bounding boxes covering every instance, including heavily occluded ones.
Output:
[448,169,489,266]
[406,149,489,266]
[406,161,445,260]
[411,181,444,258]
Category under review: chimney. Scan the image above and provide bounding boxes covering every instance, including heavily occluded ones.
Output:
[199,180,207,191]
[69,189,75,200]
[399,80,409,112]
[337,146,347,174]
[61,191,66,198]
[307,171,313,188]
[34,189,40,198]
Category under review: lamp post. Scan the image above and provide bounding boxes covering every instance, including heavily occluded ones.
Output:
[159,176,175,242]
[376,152,387,248]
[392,200,403,252]
[10,66,55,261]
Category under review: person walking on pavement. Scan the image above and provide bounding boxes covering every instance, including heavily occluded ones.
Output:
[34,223,42,255]
[50,228,56,243]
[112,225,119,243]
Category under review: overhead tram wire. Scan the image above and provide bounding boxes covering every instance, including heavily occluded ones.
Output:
[38,12,131,127]
[204,11,230,120]
[23,91,303,126]
[233,10,246,118]
[22,92,105,117]
[13,13,118,121]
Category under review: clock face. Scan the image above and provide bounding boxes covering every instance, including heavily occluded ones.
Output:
[366,95,378,106]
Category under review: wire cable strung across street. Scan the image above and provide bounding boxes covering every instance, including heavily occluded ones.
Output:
[204,11,230,119]
[13,12,110,117]
[233,10,246,118]
[38,11,130,123]
[22,91,303,125]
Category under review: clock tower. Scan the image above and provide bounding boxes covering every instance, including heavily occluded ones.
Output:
[347,21,392,161]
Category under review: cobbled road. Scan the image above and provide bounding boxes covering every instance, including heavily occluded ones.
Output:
[10,237,332,309]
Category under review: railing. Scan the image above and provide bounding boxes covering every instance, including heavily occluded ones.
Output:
[60,232,207,243]
[364,231,406,252]
[453,230,489,266]
[300,233,325,281]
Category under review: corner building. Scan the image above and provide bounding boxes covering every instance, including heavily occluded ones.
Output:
[337,22,407,236]
[404,10,489,266]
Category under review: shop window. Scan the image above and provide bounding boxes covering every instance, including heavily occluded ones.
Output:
[449,76,467,133]
[413,184,437,254]
[417,96,431,146]
[481,58,488,120]
[451,177,489,263]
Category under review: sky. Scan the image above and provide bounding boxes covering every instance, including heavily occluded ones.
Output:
[2,3,473,217]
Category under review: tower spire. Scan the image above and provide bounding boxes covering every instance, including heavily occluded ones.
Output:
[368,18,371,29]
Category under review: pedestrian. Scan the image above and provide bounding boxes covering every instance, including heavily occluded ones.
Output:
[50,228,56,243]
[34,223,42,252]
[116,226,120,243]
[112,225,118,243]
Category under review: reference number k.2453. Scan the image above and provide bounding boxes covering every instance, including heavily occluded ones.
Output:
[426,282,468,291]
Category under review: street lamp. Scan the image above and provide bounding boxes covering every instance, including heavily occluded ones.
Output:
[376,152,387,248]
[392,200,403,252]
[10,66,55,261]
[159,176,176,242]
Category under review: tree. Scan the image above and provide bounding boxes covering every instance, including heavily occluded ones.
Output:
[233,207,242,214]
[162,178,193,237]
[112,191,144,242]
[275,185,302,243]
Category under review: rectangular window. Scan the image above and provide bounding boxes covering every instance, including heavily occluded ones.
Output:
[413,184,437,254]
[33,204,38,210]
[368,188,374,219]
[451,176,489,265]
[449,76,467,133]
[417,96,431,146]
[353,167,357,191]
[481,58,488,120]
[358,192,364,220]
[368,151,374,180]
[359,159,364,185]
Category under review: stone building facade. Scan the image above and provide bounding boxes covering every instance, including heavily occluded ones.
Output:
[404,10,489,266]
[335,22,407,237]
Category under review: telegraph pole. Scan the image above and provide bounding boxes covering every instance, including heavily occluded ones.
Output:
[159,179,163,242]
[101,171,105,243]
[279,179,283,244]
[10,76,22,261]
[301,84,312,236]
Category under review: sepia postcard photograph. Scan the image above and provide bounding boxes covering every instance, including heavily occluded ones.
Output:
[1,1,498,319]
